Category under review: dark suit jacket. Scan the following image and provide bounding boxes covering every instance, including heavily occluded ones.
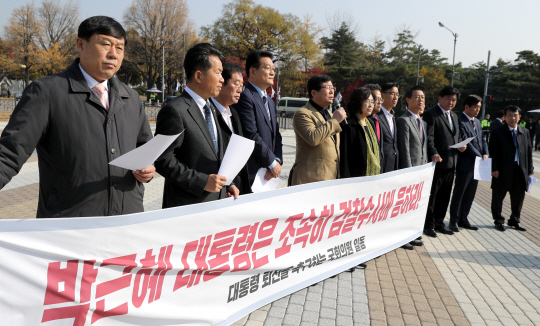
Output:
[489,118,504,133]
[456,114,489,172]
[396,110,428,168]
[211,98,252,195]
[0,59,152,218]
[424,105,461,170]
[155,91,231,208]
[489,124,533,191]
[376,108,399,172]
[232,82,283,184]
[367,115,385,172]
[340,117,379,178]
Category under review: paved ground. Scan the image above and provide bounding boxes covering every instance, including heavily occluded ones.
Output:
[3,123,540,326]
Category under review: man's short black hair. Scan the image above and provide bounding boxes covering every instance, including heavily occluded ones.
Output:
[405,85,426,99]
[78,16,127,45]
[497,110,505,118]
[184,43,225,83]
[365,84,382,92]
[307,75,332,99]
[347,87,372,115]
[246,50,273,78]
[463,94,482,108]
[439,86,460,99]
[505,105,521,115]
[222,62,244,86]
[381,82,398,93]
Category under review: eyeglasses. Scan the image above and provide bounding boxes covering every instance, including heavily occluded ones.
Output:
[383,92,400,98]
[413,95,425,100]
[364,100,375,105]
[232,83,243,90]
[375,98,384,103]
[320,86,336,92]
[261,65,275,72]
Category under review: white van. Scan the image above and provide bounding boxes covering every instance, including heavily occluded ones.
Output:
[276,97,309,117]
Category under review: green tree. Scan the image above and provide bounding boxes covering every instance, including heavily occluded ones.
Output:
[321,22,363,67]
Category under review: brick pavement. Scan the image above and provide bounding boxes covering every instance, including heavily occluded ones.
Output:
[4,125,540,325]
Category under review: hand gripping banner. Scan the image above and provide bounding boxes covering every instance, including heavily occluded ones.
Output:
[0,163,434,326]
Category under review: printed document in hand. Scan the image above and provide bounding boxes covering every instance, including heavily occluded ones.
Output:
[251,168,282,193]
[449,137,475,149]
[109,131,183,171]
[473,157,492,181]
[528,176,538,193]
[217,134,255,185]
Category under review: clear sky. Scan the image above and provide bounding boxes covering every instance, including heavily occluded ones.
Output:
[1,0,537,68]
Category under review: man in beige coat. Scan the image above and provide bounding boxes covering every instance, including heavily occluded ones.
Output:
[289,75,347,186]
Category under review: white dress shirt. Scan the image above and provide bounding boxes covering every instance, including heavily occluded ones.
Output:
[438,104,454,131]
[184,86,218,145]
[79,64,109,108]
[381,106,395,137]
[211,98,234,133]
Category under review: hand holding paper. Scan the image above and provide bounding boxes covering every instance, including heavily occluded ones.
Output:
[528,176,538,193]
[217,134,255,185]
[251,168,282,193]
[449,137,475,149]
[474,157,492,181]
[109,131,183,171]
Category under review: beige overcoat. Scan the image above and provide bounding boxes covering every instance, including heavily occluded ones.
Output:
[290,102,341,186]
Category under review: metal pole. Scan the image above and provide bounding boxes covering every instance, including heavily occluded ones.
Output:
[416,44,422,85]
[162,45,165,102]
[275,39,280,104]
[451,33,457,86]
[182,34,186,87]
[481,50,491,121]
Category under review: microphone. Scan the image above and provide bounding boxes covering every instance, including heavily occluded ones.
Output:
[333,97,347,124]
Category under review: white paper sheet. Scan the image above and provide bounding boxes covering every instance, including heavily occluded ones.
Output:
[108,131,183,170]
[449,137,475,149]
[474,157,492,181]
[218,134,255,185]
[528,176,538,193]
[251,168,282,193]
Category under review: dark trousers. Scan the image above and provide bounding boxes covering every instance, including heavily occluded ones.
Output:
[535,135,540,150]
[491,165,526,225]
[449,170,478,226]
[483,130,490,144]
[425,168,455,229]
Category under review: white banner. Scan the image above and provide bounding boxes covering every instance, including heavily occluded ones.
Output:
[0,163,434,326]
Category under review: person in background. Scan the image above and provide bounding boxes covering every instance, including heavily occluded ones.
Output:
[490,110,505,133]
[365,84,385,173]
[526,116,536,146]
[376,82,400,173]
[490,105,533,232]
[481,113,491,143]
[535,120,540,151]
[448,95,488,232]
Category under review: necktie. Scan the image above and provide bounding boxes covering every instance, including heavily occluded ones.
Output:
[262,96,271,120]
[92,84,108,110]
[373,116,381,141]
[471,119,476,132]
[446,111,453,132]
[204,102,218,153]
[417,117,424,143]
[512,129,519,165]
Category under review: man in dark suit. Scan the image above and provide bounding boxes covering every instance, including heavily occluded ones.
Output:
[489,110,505,132]
[232,50,283,184]
[490,105,533,232]
[526,117,536,146]
[423,86,467,237]
[397,85,428,169]
[0,16,154,217]
[449,95,489,232]
[376,82,400,173]
[365,84,385,172]
[210,62,251,194]
[155,43,240,208]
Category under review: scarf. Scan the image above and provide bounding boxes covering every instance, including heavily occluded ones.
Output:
[359,118,381,176]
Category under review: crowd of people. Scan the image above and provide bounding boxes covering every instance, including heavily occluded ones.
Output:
[0,16,534,244]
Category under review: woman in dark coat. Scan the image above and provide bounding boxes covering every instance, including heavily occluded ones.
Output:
[340,87,381,178]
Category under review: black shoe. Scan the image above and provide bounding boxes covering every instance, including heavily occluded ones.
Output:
[508,222,527,231]
[458,223,479,231]
[401,243,414,250]
[449,223,459,232]
[423,229,437,237]
[416,236,422,240]
[410,239,423,246]
[495,224,506,232]
[356,263,367,269]
[435,226,454,235]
